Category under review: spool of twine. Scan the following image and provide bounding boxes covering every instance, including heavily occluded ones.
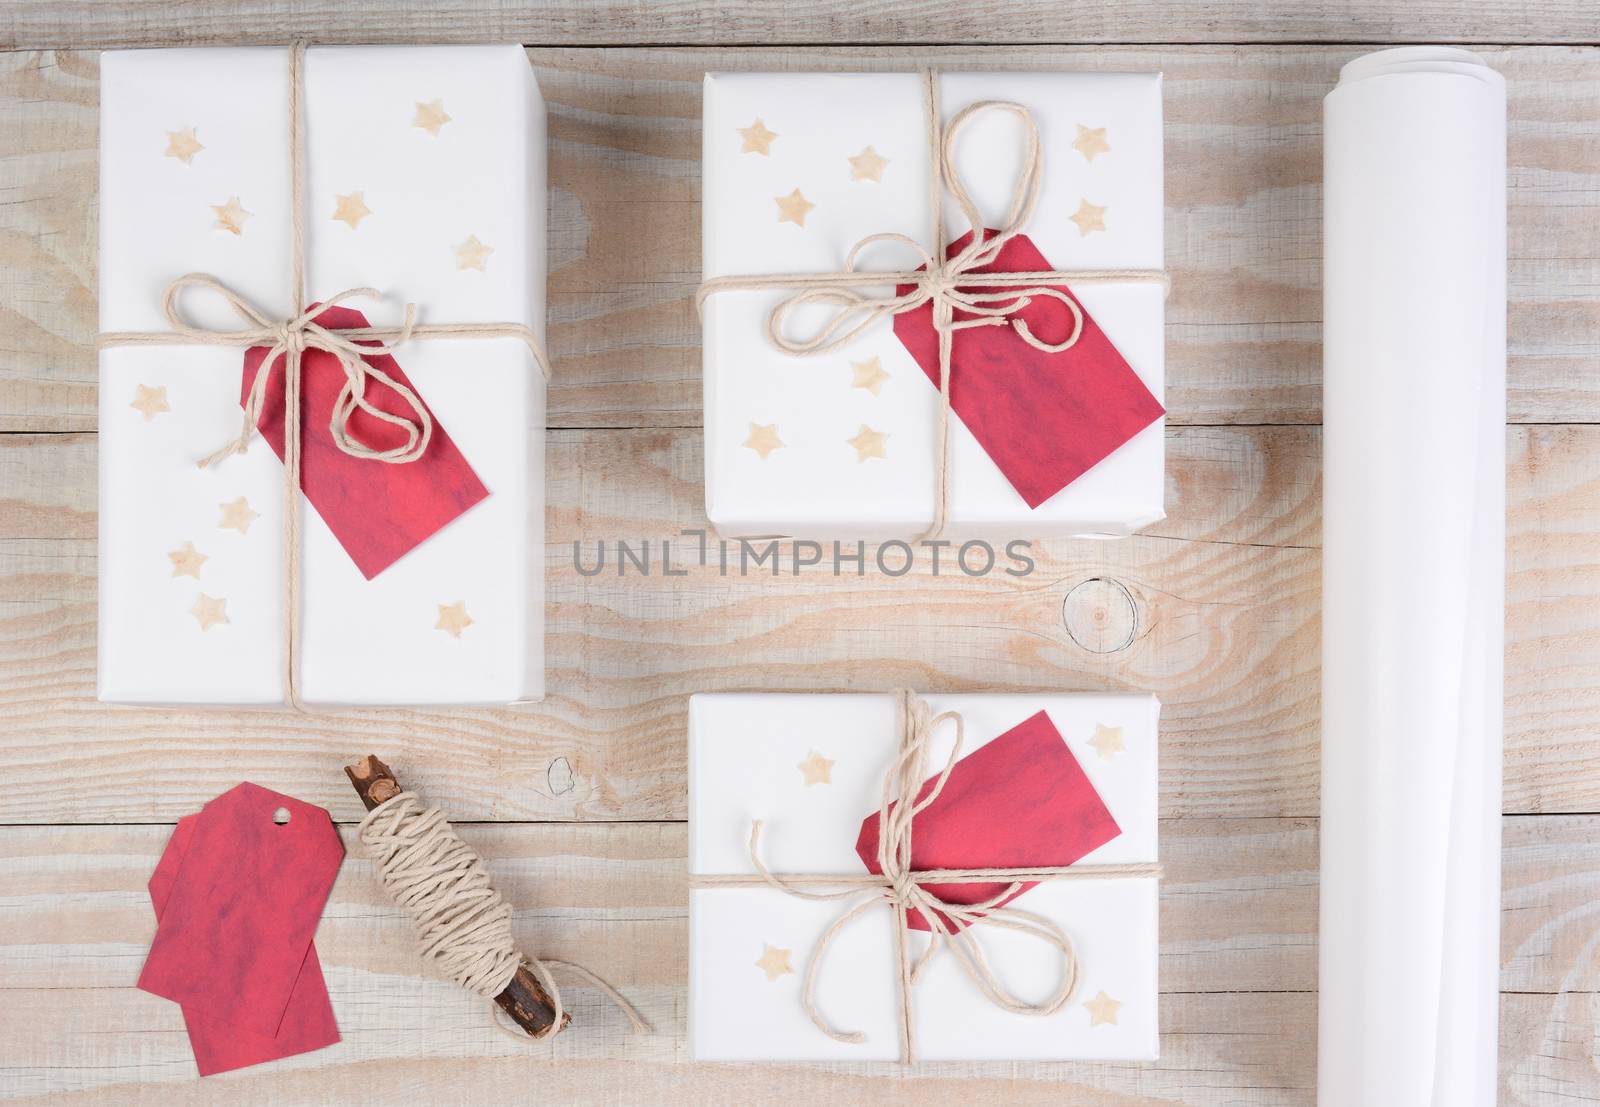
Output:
[356,789,648,1040]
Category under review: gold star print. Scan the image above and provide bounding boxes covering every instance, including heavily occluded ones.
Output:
[331,191,372,229]
[212,196,252,236]
[755,944,794,982]
[1072,124,1111,162]
[775,188,815,228]
[738,119,778,156]
[455,234,494,272]
[847,424,888,463]
[190,593,228,632]
[435,601,473,639]
[1084,990,1122,1027]
[167,541,208,580]
[164,126,205,165]
[1070,199,1107,237]
[743,422,784,460]
[797,750,834,786]
[217,497,259,535]
[851,356,889,396]
[1089,723,1125,761]
[413,98,452,137]
[848,145,889,182]
[129,384,170,422]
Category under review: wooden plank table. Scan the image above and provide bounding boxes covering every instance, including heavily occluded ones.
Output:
[0,9,1597,1104]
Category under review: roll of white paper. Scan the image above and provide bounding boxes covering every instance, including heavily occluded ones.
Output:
[1320,48,1505,1106]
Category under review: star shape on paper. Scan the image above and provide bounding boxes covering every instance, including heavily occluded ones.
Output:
[164,126,205,165]
[850,356,889,396]
[1089,723,1125,761]
[190,593,228,632]
[455,234,494,272]
[743,422,784,460]
[212,196,253,236]
[797,750,835,786]
[847,424,888,463]
[1084,990,1122,1026]
[848,145,889,182]
[1073,124,1111,162]
[331,191,372,229]
[129,383,170,422]
[413,98,452,137]
[775,188,815,228]
[738,118,778,156]
[217,496,259,535]
[436,601,474,638]
[755,944,794,982]
[1070,199,1107,236]
[167,541,208,580]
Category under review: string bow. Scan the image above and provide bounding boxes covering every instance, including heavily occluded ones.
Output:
[156,273,434,470]
[765,99,1087,361]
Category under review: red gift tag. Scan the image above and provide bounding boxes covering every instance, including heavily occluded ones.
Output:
[893,230,1165,509]
[149,814,340,1075]
[139,783,344,1038]
[243,304,490,580]
[855,709,1120,931]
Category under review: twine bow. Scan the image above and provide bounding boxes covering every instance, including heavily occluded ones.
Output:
[697,72,1169,539]
[690,691,1163,1063]
[98,43,550,708]
[149,275,433,469]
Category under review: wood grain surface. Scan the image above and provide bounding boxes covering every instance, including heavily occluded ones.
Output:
[0,28,1596,1107]
[3,1,1600,49]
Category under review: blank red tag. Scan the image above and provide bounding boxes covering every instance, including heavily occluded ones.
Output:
[139,783,344,1039]
[893,230,1166,509]
[855,710,1120,930]
[148,812,340,1075]
[242,304,491,580]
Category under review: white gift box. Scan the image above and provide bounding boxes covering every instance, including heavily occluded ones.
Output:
[97,45,546,705]
[701,72,1166,541]
[688,692,1160,1061]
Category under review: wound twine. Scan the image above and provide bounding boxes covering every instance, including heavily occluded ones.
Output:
[687,690,1162,1063]
[696,71,1169,541]
[98,42,552,710]
[357,790,648,1041]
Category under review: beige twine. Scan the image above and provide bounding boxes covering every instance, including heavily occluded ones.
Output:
[697,71,1169,540]
[688,690,1162,1063]
[98,42,552,709]
[358,790,648,1041]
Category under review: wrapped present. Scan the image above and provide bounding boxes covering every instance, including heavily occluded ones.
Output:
[688,691,1160,1061]
[97,45,547,705]
[700,72,1166,540]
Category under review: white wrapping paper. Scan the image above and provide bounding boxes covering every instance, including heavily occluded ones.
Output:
[688,692,1159,1061]
[702,72,1165,540]
[97,46,547,705]
[1320,48,1505,1105]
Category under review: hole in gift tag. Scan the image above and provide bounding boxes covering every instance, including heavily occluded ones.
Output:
[273,807,292,825]
[1062,577,1139,654]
